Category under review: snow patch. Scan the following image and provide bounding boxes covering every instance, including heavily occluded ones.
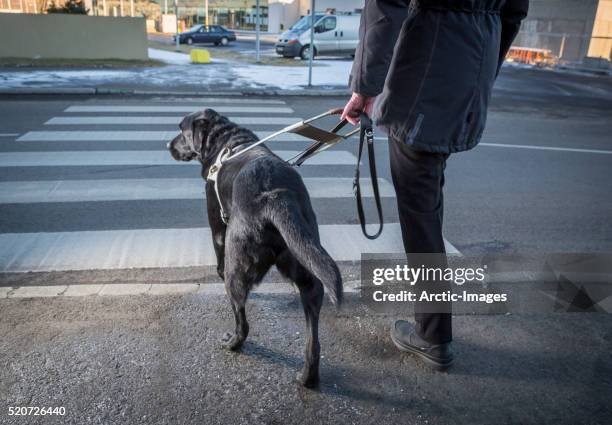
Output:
[233,59,352,90]
[148,48,191,65]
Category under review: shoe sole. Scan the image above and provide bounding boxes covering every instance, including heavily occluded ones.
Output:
[390,329,453,371]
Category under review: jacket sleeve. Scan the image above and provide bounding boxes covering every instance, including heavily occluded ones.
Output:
[349,0,411,97]
[496,0,529,76]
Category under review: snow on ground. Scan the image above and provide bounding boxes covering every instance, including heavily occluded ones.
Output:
[233,59,352,90]
[0,51,352,91]
[148,48,192,65]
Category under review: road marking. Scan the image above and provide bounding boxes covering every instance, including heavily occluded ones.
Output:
[45,116,303,125]
[64,105,294,113]
[17,130,309,142]
[0,224,459,272]
[149,98,286,104]
[478,142,612,155]
[373,136,612,155]
[0,133,19,137]
[68,98,286,106]
[0,150,357,167]
[0,178,395,203]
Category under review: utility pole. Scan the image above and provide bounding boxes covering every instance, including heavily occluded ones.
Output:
[559,33,567,60]
[205,0,209,28]
[255,0,261,63]
[307,0,315,87]
[175,0,180,51]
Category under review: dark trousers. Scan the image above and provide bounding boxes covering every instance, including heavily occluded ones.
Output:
[388,137,452,345]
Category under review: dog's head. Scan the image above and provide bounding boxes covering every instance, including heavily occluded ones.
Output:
[167,109,224,163]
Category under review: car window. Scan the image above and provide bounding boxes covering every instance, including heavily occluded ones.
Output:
[210,26,220,32]
[319,17,336,32]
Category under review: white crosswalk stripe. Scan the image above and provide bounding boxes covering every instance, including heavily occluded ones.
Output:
[0,178,396,203]
[0,99,460,273]
[17,130,309,142]
[0,150,357,166]
[45,116,303,125]
[64,105,294,113]
[67,97,287,106]
[0,225,459,272]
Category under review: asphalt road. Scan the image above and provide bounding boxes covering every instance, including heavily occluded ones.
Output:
[1,293,611,425]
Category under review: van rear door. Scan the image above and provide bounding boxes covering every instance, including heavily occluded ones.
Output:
[336,16,360,54]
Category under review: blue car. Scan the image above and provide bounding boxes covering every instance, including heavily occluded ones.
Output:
[174,25,237,46]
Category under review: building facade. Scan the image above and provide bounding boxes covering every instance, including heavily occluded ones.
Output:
[513,0,611,62]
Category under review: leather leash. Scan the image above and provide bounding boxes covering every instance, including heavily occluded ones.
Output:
[353,113,383,239]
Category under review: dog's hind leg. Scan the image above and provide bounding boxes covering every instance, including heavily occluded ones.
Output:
[298,277,324,388]
[277,253,324,388]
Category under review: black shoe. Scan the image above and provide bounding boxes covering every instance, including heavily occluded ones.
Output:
[390,320,453,370]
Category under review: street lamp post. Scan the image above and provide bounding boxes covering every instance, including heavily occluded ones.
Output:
[205,0,209,28]
[307,0,315,87]
[175,0,180,51]
[255,0,261,63]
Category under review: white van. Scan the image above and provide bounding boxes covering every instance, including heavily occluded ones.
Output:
[275,13,361,60]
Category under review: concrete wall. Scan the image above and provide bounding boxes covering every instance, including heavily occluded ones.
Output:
[0,13,148,60]
[513,0,599,62]
[268,0,300,33]
[588,0,612,59]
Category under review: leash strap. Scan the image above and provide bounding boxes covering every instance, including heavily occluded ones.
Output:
[353,113,383,240]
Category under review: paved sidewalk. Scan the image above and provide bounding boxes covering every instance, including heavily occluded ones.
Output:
[1,291,610,424]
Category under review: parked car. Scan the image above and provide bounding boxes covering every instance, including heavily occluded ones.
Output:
[275,13,360,60]
[174,25,237,46]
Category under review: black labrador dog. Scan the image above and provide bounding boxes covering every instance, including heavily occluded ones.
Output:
[167,109,342,388]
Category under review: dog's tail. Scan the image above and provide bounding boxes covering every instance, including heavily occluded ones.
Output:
[268,206,343,306]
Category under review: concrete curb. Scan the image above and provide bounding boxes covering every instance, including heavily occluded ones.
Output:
[0,87,352,97]
[0,281,361,299]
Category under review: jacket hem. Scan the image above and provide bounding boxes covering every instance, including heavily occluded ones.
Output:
[386,124,481,154]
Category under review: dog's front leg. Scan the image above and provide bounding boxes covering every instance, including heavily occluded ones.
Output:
[212,228,226,280]
[206,184,227,280]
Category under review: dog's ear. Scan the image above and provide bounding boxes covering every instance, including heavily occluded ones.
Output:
[180,109,220,156]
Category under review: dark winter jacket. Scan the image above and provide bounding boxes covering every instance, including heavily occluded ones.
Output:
[350,0,529,153]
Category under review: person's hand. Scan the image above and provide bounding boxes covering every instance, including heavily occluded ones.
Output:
[341,92,375,125]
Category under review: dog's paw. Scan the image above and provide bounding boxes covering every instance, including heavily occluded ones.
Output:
[216,265,224,280]
[297,371,320,389]
[221,332,244,351]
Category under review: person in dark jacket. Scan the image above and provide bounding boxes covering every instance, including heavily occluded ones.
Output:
[342,0,528,369]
